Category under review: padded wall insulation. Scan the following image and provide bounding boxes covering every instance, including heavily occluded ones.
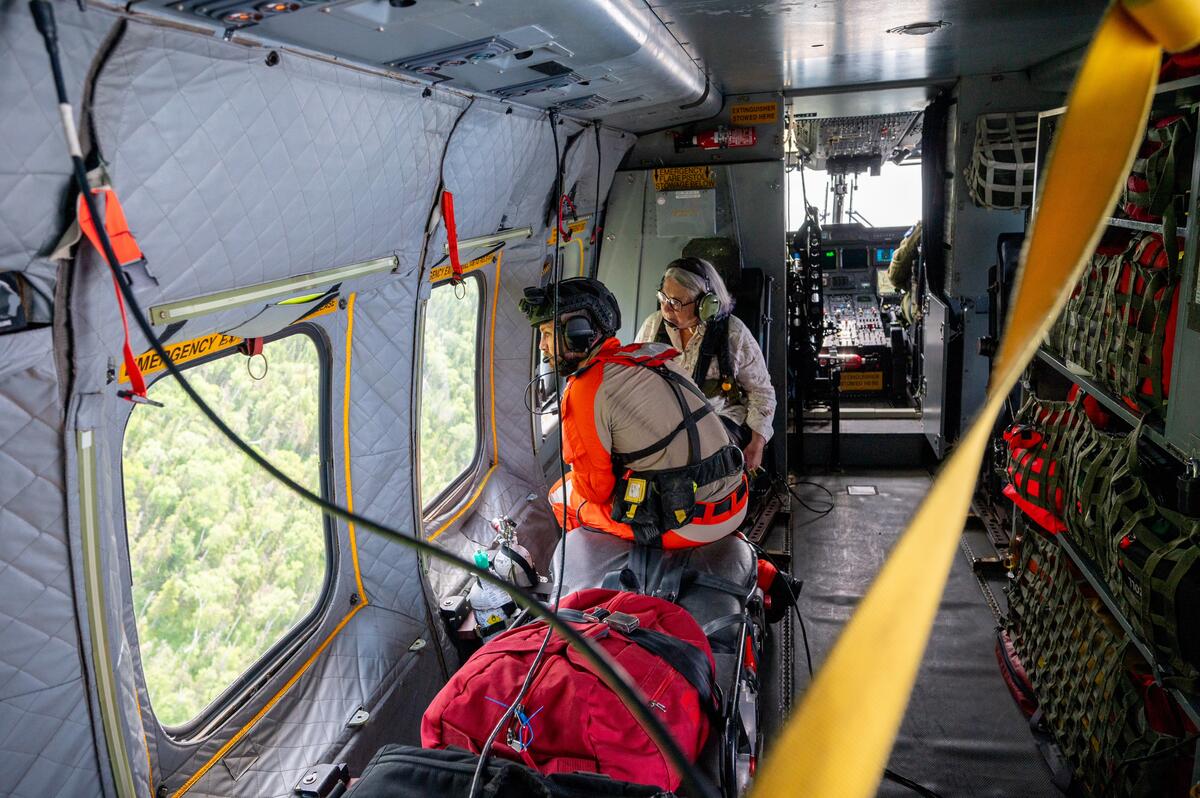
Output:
[1,4,122,795]
[0,3,633,795]
[0,329,103,797]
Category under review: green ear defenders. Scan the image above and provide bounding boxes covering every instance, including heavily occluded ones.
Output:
[665,257,722,322]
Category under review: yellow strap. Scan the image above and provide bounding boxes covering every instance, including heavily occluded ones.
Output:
[751,3,1200,796]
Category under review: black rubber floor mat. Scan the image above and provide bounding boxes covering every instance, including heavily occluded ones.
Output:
[783,470,1062,798]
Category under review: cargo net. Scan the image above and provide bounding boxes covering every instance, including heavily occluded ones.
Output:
[1119,111,1194,225]
[964,112,1038,209]
[1008,529,1198,796]
[1006,391,1200,691]
[1047,229,1180,418]
[1061,407,1131,580]
[1002,393,1085,534]
[1105,441,1200,690]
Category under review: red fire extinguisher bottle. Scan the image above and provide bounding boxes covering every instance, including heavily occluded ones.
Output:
[676,125,758,151]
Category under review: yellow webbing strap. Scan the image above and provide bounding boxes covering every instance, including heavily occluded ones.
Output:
[751,3,1200,796]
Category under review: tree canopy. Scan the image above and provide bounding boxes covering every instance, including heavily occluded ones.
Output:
[124,334,325,727]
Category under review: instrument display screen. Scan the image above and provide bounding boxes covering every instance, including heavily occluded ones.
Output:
[841,248,869,270]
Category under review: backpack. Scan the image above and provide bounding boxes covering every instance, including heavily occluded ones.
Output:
[1122,113,1193,224]
[421,589,717,791]
[1106,232,1180,416]
[342,745,670,798]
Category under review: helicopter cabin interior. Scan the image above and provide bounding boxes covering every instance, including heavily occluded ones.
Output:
[3,0,1200,796]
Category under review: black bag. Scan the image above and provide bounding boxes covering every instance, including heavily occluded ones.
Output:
[343,745,673,798]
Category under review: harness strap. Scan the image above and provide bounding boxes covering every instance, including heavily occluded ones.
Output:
[556,607,720,719]
[499,544,539,587]
[607,361,711,469]
[702,613,751,653]
[692,475,749,525]
[687,571,753,599]
[612,404,709,466]
[441,190,462,282]
[76,187,149,400]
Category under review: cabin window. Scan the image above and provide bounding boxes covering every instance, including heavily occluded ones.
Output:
[419,276,482,510]
[122,330,331,729]
[531,347,562,445]
[786,161,923,229]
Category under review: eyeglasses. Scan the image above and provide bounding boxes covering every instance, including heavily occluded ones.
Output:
[656,290,697,312]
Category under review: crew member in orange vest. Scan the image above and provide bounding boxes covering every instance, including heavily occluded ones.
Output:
[520,278,749,592]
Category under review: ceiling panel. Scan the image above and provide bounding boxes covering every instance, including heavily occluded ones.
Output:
[649,0,1109,95]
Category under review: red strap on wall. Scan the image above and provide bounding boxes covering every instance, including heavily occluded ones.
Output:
[76,188,150,400]
[441,190,462,283]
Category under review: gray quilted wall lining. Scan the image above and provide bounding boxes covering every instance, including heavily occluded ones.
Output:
[42,9,633,792]
[0,329,102,798]
[422,121,634,597]
[345,278,429,620]
[0,1,115,281]
[1,4,631,793]
[183,604,436,797]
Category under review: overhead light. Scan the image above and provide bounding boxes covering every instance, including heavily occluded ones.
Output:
[886,20,950,36]
[222,9,261,23]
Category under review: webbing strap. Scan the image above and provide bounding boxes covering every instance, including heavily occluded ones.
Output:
[555,607,719,716]
[77,187,149,399]
[750,5,1200,796]
[441,190,462,282]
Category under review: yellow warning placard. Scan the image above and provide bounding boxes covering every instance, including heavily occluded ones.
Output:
[120,332,242,383]
[839,371,884,392]
[547,217,590,245]
[653,167,715,192]
[120,295,341,383]
[429,249,500,283]
[298,295,339,321]
[731,101,778,126]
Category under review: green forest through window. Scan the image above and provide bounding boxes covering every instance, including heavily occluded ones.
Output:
[420,278,481,510]
[123,333,328,728]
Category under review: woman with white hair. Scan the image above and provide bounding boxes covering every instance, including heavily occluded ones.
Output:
[635,257,776,472]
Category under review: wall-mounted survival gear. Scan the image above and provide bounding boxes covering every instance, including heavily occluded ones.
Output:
[1160,45,1200,82]
[1002,392,1084,534]
[1046,228,1181,420]
[1121,112,1195,227]
[1007,529,1198,797]
[1047,228,1133,366]
[1107,431,1200,690]
[1060,406,1130,579]
[1103,232,1181,417]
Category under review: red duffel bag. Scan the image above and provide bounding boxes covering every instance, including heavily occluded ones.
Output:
[420,589,717,791]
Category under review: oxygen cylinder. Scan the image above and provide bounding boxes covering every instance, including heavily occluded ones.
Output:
[492,541,535,589]
[467,550,513,641]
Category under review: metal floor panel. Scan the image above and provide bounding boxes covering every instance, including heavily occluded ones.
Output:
[780,469,1060,798]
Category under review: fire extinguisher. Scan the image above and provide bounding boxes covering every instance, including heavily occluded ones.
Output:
[675,125,757,152]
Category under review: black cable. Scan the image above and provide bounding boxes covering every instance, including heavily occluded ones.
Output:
[467,109,576,798]
[749,544,814,680]
[27,9,714,798]
[883,767,944,798]
[417,96,476,279]
[591,121,602,251]
[751,536,940,798]
[775,476,834,518]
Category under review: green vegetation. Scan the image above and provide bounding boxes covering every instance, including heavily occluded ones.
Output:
[419,278,481,509]
[122,281,482,727]
[123,334,325,727]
